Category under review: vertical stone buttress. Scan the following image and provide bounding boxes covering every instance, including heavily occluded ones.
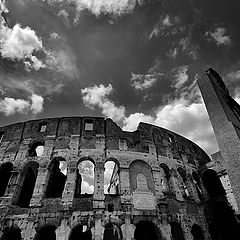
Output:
[198,69,240,212]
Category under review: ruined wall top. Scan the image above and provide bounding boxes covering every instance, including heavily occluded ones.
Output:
[0,116,210,166]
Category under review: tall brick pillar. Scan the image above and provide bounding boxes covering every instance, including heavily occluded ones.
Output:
[198,68,240,212]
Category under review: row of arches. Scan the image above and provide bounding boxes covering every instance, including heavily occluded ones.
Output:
[0,158,119,207]
[0,159,203,207]
[0,221,205,240]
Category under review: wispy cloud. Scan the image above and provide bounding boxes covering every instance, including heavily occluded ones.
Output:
[130,72,161,90]
[206,27,231,46]
[172,65,188,89]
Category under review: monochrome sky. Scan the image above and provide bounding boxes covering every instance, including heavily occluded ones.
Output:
[1,0,240,157]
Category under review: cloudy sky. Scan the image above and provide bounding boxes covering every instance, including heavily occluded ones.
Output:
[1,0,240,156]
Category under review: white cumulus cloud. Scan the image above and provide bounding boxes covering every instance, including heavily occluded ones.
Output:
[0,1,45,71]
[123,99,219,155]
[81,84,125,122]
[30,94,44,114]
[0,94,44,116]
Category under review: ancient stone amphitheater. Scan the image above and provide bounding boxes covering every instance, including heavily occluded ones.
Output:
[0,117,211,240]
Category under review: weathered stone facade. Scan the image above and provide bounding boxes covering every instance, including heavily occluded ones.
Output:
[0,117,211,240]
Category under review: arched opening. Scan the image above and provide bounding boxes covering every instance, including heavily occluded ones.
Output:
[28,141,44,157]
[17,161,39,207]
[103,223,123,240]
[177,167,189,198]
[45,157,67,198]
[159,163,170,193]
[0,162,13,197]
[191,224,204,240]
[170,221,185,240]
[33,225,56,240]
[74,160,94,197]
[68,224,92,240]
[104,160,119,195]
[129,160,155,193]
[202,169,225,198]
[134,221,162,240]
[0,226,21,240]
[205,200,240,240]
[192,172,203,200]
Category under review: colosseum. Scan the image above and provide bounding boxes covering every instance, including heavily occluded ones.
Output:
[0,116,228,240]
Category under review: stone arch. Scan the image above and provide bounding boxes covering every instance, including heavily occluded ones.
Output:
[103,223,123,240]
[202,169,225,198]
[177,167,189,198]
[191,224,204,240]
[16,161,39,207]
[45,157,67,198]
[33,224,56,240]
[159,163,170,192]
[192,172,203,200]
[104,158,120,195]
[0,162,13,197]
[0,226,22,240]
[28,140,45,157]
[134,220,162,240]
[129,160,154,194]
[170,221,185,240]
[102,217,123,229]
[68,224,92,240]
[77,157,95,166]
[75,158,95,196]
[204,199,240,239]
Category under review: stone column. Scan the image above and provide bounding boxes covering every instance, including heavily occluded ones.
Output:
[169,169,183,201]
[121,213,135,240]
[186,175,200,202]
[93,161,105,209]
[3,167,22,205]
[30,163,49,207]
[119,168,131,205]
[94,212,104,240]
[23,217,35,240]
[56,218,71,240]
[62,161,77,209]
[152,168,164,199]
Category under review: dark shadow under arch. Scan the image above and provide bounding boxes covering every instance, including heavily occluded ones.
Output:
[134,221,162,240]
[103,223,123,240]
[0,226,21,240]
[170,221,185,240]
[191,224,204,240]
[205,200,240,240]
[68,224,92,240]
[0,162,13,197]
[202,169,225,198]
[33,225,56,240]
[17,161,39,207]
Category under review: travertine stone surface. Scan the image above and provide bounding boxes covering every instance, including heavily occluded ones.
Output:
[0,117,211,239]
